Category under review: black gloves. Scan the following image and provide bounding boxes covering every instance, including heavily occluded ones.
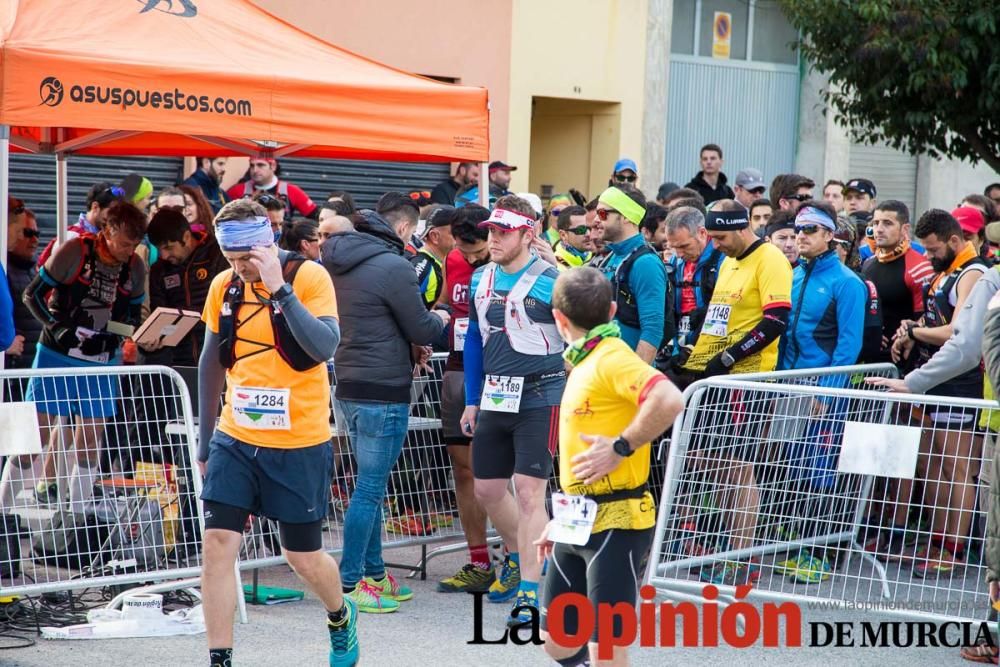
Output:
[53,326,81,350]
[702,353,730,378]
[78,332,120,357]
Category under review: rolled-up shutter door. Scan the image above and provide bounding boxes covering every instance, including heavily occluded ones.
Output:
[276,159,450,210]
[9,155,184,242]
[848,142,918,213]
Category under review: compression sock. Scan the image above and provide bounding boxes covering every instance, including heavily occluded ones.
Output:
[469,544,491,569]
[519,580,539,595]
[208,648,232,667]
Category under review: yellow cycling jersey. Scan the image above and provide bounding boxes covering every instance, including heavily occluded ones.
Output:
[686,241,792,374]
[559,337,666,532]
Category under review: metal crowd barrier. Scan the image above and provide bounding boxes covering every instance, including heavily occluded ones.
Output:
[236,353,500,581]
[647,375,997,624]
[0,365,204,598]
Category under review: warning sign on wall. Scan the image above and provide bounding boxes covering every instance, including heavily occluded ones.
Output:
[712,11,732,59]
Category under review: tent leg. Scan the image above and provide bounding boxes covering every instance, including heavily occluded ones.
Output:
[478,162,488,207]
[56,152,68,247]
[0,125,9,268]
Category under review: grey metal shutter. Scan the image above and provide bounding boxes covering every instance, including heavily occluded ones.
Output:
[9,155,184,241]
[664,57,800,190]
[275,159,450,210]
[848,142,918,213]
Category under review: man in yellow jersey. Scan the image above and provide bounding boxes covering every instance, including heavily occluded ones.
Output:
[679,199,793,586]
[683,200,793,377]
[536,267,683,667]
[196,199,358,667]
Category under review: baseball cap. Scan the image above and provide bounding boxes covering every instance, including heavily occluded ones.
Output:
[516,192,544,217]
[735,168,766,191]
[952,206,985,236]
[986,222,1000,244]
[488,160,517,173]
[423,204,458,230]
[478,207,536,232]
[657,182,679,200]
[613,158,638,175]
[843,178,877,199]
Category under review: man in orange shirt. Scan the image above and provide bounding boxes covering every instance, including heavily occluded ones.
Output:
[197,200,357,666]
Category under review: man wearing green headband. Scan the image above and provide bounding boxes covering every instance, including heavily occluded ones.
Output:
[591,185,670,364]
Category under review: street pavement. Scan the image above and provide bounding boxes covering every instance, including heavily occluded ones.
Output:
[0,544,973,666]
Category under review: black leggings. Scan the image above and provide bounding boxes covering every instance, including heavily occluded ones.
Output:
[541,528,653,643]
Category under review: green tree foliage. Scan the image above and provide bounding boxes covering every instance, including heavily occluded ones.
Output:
[780,0,1000,171]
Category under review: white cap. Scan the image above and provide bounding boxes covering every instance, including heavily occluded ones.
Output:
[515,192,543,216]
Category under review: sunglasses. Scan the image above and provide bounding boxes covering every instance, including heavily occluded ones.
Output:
[22,228,40,238]
[564,225,588,235]
[614,174,637,183]
[787,193,812,203]
[409,191,431,200]
[257,194,280,206]
[594,208,619,221]
[748,187,766,195]
[795,224,822,235]
[550,208,565,218]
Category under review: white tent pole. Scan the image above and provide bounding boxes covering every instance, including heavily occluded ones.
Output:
[1,125,10,369]
[478,162,488,208]
[1,125,9,271]
[56,152,68,244]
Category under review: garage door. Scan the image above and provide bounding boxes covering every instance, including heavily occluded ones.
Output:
[848,142,918,213]
[8,155,184,241]
[276,159,450,210]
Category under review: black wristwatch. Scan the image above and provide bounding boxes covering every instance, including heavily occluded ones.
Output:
[270,283,294,302]
[612,436,634,458]
[906,323,918,341]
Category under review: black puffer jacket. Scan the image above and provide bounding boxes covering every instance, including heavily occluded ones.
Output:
[322,211,445,404]
[684,171,735,205]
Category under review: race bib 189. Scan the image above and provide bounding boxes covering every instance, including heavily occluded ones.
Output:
[232,386,291,430]
[480,375,524,413]
[702,303,732,338]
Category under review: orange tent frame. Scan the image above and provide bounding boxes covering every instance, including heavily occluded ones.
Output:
[0,0,490,254]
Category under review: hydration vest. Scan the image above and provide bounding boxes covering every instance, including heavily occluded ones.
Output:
[918,256,986,384]
[59,234,134,329]
[242,180,291,219]
[217,252,320,371]
[473,260,561,356]
[593,243,675,350]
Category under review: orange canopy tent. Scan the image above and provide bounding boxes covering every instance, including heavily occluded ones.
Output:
[0,0,490,256]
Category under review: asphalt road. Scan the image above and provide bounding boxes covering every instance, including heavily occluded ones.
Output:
[0,544,981,666]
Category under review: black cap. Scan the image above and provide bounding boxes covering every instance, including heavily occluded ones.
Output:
[844,178,877,199]
[657,182,680,200]
[488,160,517,172]
[424,204,458,229]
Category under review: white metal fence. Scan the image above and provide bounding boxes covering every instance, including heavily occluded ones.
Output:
[0,365,202,597]
[648,376,997,624]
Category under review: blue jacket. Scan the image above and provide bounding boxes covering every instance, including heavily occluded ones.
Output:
[668,243,724,348]
[0,264,14,351]
[780,249,866,388]
[594,233,667,351]
[183,168,231,214]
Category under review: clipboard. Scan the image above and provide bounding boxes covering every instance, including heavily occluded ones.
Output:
[132,307,201,347]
